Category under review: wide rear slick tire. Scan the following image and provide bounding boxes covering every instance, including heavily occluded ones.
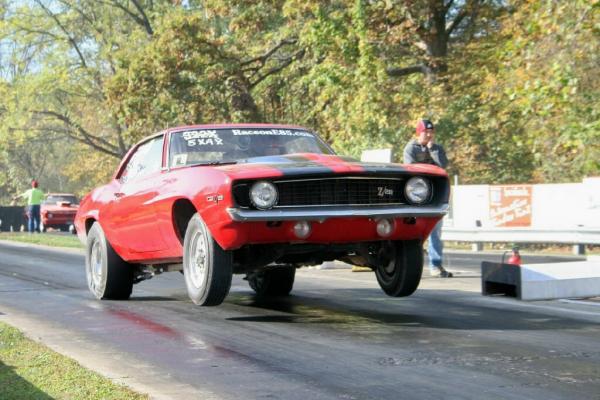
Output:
[375,240,423,297]
[183,213,233,306]
[85,222,133,300]
[248,266,296,297]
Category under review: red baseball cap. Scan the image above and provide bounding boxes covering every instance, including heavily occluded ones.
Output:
[416,119,434,134]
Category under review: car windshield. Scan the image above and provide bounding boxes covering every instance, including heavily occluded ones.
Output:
[169,127,333,168]
[44,195,78,205]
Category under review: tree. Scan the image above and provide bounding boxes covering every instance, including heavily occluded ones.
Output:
[380,0,505,81]
[108,5,306,137]
[0,0,178,160]
[1,0,597,193]
[475,0,600,182]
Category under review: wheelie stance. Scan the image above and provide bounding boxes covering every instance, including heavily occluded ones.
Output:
[75,124,449,306]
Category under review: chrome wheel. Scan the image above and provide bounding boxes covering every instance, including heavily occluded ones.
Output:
[85,222,133,300]
[183,213,232,306]
[188,230,209,289]
[88,239,104,294]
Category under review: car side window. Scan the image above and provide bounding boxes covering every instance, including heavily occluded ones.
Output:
[119,136,164,184]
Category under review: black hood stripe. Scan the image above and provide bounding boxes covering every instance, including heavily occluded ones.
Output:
[242,153,425,177]
[244,154,336,176]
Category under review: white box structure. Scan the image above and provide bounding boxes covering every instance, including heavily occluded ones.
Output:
[482,261,600,301]
[520,261,600,300]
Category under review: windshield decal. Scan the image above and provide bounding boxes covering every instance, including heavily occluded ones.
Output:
[172,154,188,166]
[181,130,224,147]
[232,129,313,137]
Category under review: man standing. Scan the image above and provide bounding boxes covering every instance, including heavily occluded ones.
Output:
[13,180,45,233]
[403,119,453,278]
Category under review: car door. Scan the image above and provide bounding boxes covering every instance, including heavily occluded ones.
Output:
[109,135,168,253]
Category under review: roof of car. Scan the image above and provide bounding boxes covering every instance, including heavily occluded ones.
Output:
[167,123,310,133]
[46,193,77,196]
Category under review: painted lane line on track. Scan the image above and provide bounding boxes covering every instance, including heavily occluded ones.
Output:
[559,299,600,307]
[480,296,600,317]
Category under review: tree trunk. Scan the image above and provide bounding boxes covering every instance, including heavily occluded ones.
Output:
[424,1,450,81]
[227,75,262,122]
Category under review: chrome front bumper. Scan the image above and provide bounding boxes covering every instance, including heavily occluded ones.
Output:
[227,204,449,222]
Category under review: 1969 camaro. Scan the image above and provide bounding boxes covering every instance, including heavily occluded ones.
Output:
[75,124,449,306]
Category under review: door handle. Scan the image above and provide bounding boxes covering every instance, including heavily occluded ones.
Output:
[114,192,125,198]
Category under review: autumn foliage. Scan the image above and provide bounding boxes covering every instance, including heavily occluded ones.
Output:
[0,0,598,200]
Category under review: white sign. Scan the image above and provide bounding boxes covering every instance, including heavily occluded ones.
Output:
[361,148,393,163]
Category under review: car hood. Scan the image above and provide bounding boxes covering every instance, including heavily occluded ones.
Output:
[215,153,447,180]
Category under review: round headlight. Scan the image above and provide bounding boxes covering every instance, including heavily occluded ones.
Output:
[250,181,278,210]
[405,177,432,204]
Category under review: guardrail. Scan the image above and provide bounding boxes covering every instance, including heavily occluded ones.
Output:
[442,226,600,254]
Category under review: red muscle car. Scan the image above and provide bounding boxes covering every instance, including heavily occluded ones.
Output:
[41,193,78,233]
[75,124,449,306]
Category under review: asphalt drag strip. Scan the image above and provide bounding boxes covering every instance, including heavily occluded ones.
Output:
[0,241,599,400]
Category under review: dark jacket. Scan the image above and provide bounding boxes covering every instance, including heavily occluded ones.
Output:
[403,140,448,168]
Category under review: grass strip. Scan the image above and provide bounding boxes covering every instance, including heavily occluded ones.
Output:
[0,321,148,400]
[0,232,82,249]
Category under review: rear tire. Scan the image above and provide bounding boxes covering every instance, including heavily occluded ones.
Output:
[183,213,232,306]
[85,222,133,300]
[375,240,423,297]
[248,266,296,297]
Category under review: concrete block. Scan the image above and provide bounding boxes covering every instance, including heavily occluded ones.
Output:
[471,242,483,252]
[572,244,586,255]
[482,261,600,301]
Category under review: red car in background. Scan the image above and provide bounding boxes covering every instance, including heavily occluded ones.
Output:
[75,124,449,306]
[41,193,78,233]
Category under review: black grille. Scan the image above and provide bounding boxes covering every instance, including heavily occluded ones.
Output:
[275,178,405,207]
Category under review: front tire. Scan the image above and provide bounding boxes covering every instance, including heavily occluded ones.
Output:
[85,222,133,300]
[375,240,423,297]
[183,213,232,306]
[248,266,296,297]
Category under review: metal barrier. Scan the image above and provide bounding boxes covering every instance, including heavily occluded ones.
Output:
[442,226,600,254]
[0,206,27,232]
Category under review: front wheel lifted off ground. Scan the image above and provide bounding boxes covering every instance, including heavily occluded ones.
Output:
[85,222,133,300]
[375,240,423,297]
[248,266,296,297]
[183,213,233,306]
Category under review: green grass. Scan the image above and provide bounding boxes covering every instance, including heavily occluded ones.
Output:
[0,322,148,400]
[0,232,83,249]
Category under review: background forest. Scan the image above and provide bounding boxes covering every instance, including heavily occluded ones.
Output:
[0,0,598,201]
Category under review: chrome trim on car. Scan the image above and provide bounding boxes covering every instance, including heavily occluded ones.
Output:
[227,204,449,222]
[274,202,404,208]
[274,176,404,183]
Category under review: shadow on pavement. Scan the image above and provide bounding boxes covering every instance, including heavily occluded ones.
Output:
[0,360,54,399]
[129,296,179,302]
[226,289,597,332]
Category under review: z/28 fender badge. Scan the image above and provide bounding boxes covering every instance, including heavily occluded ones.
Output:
[206,194,224,203]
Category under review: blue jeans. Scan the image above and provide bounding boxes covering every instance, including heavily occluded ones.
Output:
[27,205,40,233]
[428,219,444,271]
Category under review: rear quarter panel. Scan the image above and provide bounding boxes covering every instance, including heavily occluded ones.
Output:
[74,182,119,247]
